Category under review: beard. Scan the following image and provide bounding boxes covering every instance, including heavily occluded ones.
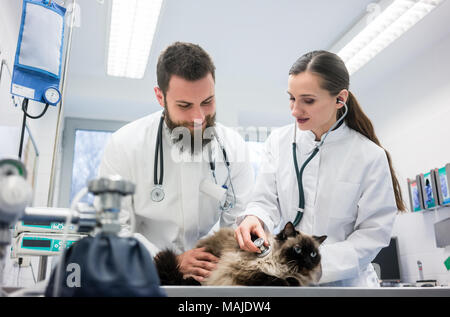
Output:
[163,106,216,155]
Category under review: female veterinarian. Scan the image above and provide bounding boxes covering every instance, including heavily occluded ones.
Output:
[235,50,405,287]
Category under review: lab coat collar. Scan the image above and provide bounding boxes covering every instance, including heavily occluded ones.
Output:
[298,121,350,147]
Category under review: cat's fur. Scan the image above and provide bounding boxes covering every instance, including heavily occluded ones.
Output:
[154,222,326,286]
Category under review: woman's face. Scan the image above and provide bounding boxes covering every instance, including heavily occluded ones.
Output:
[288,71,346,140]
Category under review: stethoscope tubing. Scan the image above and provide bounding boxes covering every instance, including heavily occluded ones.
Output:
[292,101,348,227]
[152,115,235,209]
[154,116,164,186]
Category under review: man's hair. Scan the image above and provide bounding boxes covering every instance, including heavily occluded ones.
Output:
[156,42,216,96]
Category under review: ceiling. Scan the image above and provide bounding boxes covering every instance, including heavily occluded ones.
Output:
[62,0,450,127]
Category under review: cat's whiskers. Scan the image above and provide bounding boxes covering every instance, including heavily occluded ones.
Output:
[286,260,299,273]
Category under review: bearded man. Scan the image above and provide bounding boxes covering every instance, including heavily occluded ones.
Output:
[98,42,254,282]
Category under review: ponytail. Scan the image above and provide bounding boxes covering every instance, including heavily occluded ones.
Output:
[290,50,406,212]
[342,92,406,212]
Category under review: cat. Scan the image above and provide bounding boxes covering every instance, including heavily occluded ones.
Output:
[154,222,327,286]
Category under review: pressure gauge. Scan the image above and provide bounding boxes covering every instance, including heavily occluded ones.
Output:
[43,87,61,105]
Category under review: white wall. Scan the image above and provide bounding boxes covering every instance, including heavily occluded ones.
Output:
[353,28,450,285]
[0,0,25,131]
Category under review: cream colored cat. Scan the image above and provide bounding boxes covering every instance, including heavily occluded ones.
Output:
[155,222,326,286]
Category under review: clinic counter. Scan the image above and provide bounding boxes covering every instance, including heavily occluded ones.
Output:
[162,285,450,297]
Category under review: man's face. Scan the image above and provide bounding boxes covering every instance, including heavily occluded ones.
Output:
[155,73,216,135]
[155,73,216,153]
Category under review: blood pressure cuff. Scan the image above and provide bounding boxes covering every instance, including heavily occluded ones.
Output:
[45,233,166,297]
[11,0,65,103]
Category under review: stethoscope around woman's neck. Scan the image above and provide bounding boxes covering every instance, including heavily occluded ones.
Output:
[292,99,348,227]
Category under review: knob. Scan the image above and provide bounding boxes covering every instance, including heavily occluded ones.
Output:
[88,176,135,196]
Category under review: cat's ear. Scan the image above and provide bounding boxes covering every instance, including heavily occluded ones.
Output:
[282,222,298,238]
[313,235,327,245]
[276,222,299,241]
[275,230,287,241]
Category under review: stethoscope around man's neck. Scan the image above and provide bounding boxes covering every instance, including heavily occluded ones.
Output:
[151,115,165,202]
[151,115,236,210]
[292,99,348,227]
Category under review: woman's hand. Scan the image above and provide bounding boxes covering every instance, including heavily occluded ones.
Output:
[234,215,269,253]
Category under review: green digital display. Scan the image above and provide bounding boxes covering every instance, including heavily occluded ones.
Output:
[23,220,52,227]
[22,238,51,248]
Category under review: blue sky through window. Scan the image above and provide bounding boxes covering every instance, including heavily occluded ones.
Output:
[70,129,112,205]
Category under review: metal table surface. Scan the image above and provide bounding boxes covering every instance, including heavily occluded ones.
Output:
[3,284,450,297]
[161,285,450,297]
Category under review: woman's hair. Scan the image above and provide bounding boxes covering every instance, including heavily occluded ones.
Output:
[289,50,406,212]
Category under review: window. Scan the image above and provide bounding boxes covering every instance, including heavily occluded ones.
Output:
[58,118,127,208]
[246,140,265,178]
[240,126,271,178]
[70,129,114,205]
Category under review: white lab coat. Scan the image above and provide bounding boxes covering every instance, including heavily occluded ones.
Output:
[237,122,398,286]
[98,110,255,257]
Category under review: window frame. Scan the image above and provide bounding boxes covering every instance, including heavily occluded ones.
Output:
[58,117,128,208]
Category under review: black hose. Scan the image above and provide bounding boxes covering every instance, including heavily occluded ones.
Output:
[18,104,27,160]
[21,98,50,119]
[18,98,50,159]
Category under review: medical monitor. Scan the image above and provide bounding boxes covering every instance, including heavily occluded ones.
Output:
[435,164,450,206]
[372,237,401,283]
[407,177,423,212]
[418,171,439,210]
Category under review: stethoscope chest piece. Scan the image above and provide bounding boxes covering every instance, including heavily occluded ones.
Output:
[151,185,165,202]
[253,237,271,258]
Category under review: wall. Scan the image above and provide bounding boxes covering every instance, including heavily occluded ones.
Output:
[352,28,450,285]
[0,1,26,134]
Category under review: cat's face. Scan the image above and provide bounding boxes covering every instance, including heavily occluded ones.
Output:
[275,222,327,274]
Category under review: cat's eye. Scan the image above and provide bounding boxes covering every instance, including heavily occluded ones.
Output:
[310,251,317,257]
[293,246,302,254]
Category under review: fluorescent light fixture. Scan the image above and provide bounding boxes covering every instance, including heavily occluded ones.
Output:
[330,0,444,75]
[107,0,163,79]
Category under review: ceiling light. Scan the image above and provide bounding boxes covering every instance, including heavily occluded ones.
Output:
[107,0,163,79]
[330,0,444,75]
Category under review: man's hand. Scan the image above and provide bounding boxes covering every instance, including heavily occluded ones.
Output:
[234,215,269,253]
[177,247,219,282]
